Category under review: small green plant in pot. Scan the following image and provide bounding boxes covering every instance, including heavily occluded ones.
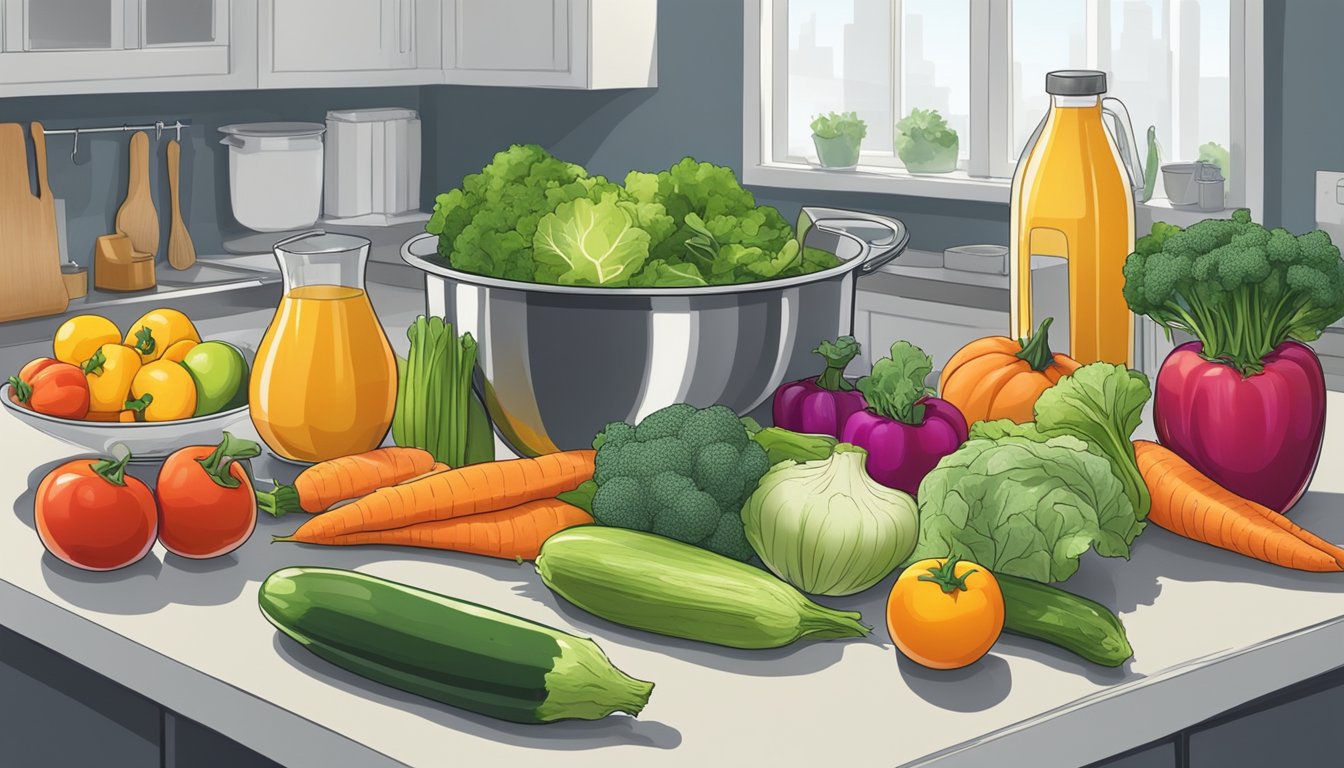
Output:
[895,108,959,173]
[810,111,867,170]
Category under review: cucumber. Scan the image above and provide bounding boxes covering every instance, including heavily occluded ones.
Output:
[258,567,652,723]
[997,573,1133,667]
[536,527,871,649]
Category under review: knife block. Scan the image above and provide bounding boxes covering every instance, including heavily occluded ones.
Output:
[94,233,156,292]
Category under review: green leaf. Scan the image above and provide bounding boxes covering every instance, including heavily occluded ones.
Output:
[1033,362,1152,526]
[906,435,1135,583]
[629,260,708,287]
[533,197,651,286]
[855,340,933,424]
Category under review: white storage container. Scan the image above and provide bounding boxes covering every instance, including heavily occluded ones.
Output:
[324,107,422,220]
[218,122,326,232]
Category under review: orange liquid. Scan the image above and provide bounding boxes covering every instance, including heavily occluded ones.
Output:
[249,285,396,462]
[1010,101,1135,366]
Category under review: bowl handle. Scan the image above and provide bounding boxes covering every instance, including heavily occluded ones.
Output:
[797,207,910,274]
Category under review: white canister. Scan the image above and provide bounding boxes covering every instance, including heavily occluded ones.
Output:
[218,122,326,232]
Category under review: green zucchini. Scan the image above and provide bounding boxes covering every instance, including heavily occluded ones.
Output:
[535,527,871,649]
[258,567,652,724]
[997,573,1133,667]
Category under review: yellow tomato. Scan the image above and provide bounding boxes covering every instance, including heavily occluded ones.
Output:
[82,344,142,412]
[124,308,201,363]
[53,315,120,366]
[886,556,1004,670]
[129,360,197,421]
[160,339,199,363]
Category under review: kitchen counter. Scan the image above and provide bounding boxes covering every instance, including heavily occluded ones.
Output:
[4,279,1344,768]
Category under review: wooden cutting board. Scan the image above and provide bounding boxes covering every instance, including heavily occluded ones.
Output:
[115,130,159,258]
[0,122,68,323]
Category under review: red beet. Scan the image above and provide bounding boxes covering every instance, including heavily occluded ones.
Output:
[1154,340,1326,513]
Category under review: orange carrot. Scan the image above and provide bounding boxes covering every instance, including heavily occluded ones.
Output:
[277,499,593,561]
[1135,440,1344,572]
[280,450,596,541]
[257,447,440,517]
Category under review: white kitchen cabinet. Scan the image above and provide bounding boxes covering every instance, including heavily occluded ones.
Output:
[0,0,251,97]
[854,290,1008,380]
[258,0,441,88]
[442,0,656,89]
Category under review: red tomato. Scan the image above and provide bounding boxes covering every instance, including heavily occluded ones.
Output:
[9,357,90,419]
[36,454,158,571]
[155,432,261,558]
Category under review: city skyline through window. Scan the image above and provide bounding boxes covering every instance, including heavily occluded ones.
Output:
[783,0,1231,187]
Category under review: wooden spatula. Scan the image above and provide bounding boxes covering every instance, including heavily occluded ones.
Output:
[165,139,196,270]
[0,122,68,322]
[115,131,159,258]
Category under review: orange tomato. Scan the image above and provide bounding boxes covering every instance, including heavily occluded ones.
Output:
[886,556,1004,670]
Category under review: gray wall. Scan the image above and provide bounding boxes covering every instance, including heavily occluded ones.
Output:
[0,87,422,269]
[1263,0,1336,234]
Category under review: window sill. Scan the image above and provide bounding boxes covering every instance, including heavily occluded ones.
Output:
[743,161,1011,204]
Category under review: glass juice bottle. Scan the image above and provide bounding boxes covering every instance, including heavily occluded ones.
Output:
[249,231,397,462]
[1010,70,1137,367]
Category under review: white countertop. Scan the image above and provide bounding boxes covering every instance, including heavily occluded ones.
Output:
[3,295,1344,767]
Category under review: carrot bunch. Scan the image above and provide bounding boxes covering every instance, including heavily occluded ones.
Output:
[1134,441,1344,572]
[267,448,596,562]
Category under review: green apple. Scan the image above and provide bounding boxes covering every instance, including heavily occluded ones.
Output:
[180,341,248,416]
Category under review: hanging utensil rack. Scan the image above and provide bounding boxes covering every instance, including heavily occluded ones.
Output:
[42,120,191,162]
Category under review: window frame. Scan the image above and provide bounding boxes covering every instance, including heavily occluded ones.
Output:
[742,0,1263,215]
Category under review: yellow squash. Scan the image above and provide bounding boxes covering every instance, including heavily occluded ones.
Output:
[54,315,120,366]
[128,360,197,421]
[124,308,201,363]
[81,344,142,412]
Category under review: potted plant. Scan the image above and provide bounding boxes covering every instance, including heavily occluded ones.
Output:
[810,111,867,170]
[895,108,959,174]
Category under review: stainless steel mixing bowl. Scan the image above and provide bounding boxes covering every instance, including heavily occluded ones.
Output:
[401,207,909,457]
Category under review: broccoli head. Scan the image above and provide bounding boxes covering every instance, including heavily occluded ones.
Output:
[589,404,769,561]
[1122,209,1344,373]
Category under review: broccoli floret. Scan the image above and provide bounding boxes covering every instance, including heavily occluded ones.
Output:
[1122,209,1344,373]
[589,403,771,561]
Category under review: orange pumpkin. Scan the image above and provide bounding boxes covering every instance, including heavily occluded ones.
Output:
[938,317,1081,428]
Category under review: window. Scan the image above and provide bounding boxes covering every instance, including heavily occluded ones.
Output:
[745,0,1263,211]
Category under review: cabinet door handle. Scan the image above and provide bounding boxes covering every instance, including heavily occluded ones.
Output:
[399,0,412,54]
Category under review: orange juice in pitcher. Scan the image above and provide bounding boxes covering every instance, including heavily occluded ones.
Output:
[250,231,397,462]
[1010,70,1142,367]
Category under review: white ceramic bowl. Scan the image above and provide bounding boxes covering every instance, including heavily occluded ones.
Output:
[3,383,252,462]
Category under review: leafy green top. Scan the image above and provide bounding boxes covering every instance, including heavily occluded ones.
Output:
[810,111,868,141]
[895,108,958,149]
[856,341,934,425]
[1122,209,1344,374]
[426,145,839,289]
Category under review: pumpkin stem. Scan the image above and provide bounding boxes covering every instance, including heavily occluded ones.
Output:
[813,336,860,391]
[1015,317,1057,372]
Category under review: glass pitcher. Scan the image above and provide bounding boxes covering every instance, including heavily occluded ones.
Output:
[249,230,397,462]
[1009,70,1141,368]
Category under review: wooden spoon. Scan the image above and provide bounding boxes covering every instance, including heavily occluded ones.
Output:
[115,131,159,258]
[165,139,196,270]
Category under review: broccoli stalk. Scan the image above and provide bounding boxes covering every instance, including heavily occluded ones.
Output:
[1122,209,1344,375]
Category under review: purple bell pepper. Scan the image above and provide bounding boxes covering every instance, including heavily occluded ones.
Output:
[841,341,969,496]
[773,336,868,438]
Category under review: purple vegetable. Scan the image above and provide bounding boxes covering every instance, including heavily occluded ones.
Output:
[1155,340,1327,513]
[773,336,868,439]
[841,341,969,496]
